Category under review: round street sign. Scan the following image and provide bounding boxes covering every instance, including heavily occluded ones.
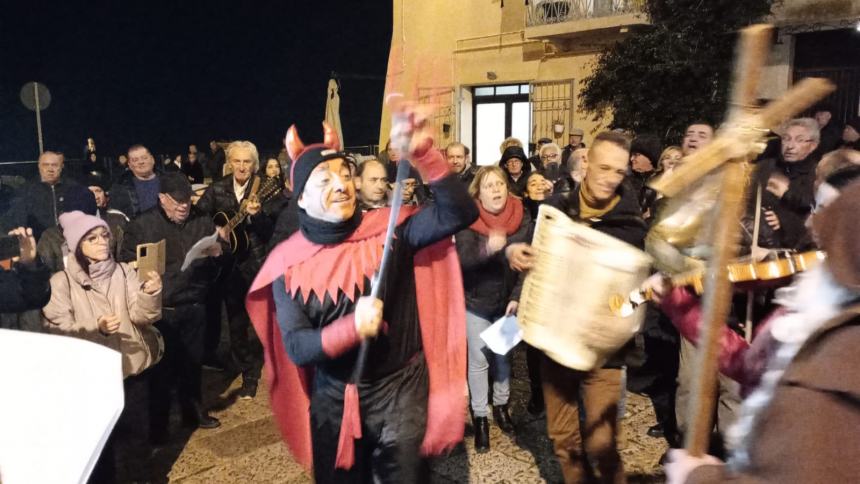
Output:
[20,82,52,111]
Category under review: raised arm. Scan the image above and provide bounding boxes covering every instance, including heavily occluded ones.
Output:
[401,166,478,250]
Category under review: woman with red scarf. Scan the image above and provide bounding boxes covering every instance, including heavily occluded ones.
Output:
[455,166,532,452]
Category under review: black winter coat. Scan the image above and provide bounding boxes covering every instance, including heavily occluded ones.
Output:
[5,179,80,239]
[545,181,648,368]
[752,155,817,249]
[546,181,647,249]
[109,171,157,220]
[120,207,221,307]
[0,260,51,313]
[195,174,274,272]
[456,207,532,319]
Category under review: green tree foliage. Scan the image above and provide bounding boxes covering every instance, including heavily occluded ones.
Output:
[580,0,775,142]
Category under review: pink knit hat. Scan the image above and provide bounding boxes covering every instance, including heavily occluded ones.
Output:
[59,211,110,254]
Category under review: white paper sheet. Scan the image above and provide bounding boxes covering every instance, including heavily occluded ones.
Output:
[0,329,124,484]
[479,314,522,355]
[181,229,220,271]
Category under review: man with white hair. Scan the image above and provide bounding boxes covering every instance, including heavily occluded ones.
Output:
[196,140,270,399]
[753,117,821,249]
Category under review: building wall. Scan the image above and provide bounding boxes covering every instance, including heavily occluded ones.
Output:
[379,0,859,147]
[379,0,610,150]
[759,0,860,102]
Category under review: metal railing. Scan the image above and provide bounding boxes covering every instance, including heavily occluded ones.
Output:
[526,0,645,27]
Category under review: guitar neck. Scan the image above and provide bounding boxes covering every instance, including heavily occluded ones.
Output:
[223,178,279,232]
[225,208,248,232]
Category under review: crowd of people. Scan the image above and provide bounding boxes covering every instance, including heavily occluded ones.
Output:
[1,101,859,484]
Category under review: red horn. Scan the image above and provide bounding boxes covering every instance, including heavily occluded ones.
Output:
[285,125,305,162]
[322,121,341,151]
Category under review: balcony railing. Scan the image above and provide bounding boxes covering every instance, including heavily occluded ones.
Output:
[526,0,645,27]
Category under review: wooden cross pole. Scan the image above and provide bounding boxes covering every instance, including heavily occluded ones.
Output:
[648,24,834,456]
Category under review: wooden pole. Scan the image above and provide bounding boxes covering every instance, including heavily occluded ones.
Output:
[646,23,833,455]
[683,24,771,457]
[683,161,751,455]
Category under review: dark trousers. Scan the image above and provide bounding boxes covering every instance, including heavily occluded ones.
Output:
[542,356,625,484]
[222,266,262,381]
[526,343,543,399]
[88,414,117,484]
[640,307,681,446]
[203,284,223,362]
[311,356,430,484]
[149,303,206,435]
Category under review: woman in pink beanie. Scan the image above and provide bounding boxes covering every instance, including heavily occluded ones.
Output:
[42,210,165,483]
[42,210,164,378]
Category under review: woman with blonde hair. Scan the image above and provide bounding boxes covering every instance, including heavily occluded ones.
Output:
[456,166,532,452]
[658,145,683,174]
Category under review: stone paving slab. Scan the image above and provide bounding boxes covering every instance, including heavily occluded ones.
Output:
[116,348,667,483]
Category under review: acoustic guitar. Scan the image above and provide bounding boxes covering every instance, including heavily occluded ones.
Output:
[213,177,281,254]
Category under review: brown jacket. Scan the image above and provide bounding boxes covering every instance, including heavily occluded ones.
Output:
[688,306,860,483]
[42,257,163,378]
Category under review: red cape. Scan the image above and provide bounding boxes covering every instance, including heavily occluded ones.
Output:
[245,207,466,471]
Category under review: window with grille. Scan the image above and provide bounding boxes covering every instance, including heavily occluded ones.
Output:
[529,80,575,143]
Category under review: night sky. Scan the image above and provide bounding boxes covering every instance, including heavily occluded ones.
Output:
[0,1,392,162]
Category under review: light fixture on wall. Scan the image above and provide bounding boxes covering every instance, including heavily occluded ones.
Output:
[486,71,498,80]
[442,123,452,138]
[552,121,565,138]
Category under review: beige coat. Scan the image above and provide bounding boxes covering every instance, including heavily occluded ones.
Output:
[42,257,163,378]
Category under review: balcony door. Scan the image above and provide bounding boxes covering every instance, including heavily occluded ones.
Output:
[472,84,530,166]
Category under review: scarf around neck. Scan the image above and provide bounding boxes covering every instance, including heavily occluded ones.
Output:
[298,207,363,245]
[470,195,523,236]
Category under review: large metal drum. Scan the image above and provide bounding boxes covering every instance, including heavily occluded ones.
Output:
[518,204,653,371]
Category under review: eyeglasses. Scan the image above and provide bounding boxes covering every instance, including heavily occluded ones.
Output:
[540,153,559,160]
[781,137,814,144]
[83,232,110,244]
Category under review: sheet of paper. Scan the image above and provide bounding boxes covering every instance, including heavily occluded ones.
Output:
[181,230,220,272]
[0,329,124,484]
[480,314,522,356]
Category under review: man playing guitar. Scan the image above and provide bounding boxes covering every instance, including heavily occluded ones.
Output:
[196,141,272,398]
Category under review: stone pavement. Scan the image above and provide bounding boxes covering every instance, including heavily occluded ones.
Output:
[115,348,668,483]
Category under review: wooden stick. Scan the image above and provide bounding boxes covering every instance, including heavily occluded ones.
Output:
[683,24,769,457]
[758,78,835,130]
[727,24,772,117]
[684,161,752,456]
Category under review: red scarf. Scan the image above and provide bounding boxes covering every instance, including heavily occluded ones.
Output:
[245,207,466,471]
[470,195,524,236]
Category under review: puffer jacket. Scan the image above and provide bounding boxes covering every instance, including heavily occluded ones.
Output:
[41,256,163,378]
[455,203,532,319]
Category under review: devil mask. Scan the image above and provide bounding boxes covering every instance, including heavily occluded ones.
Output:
[286,123,360,230]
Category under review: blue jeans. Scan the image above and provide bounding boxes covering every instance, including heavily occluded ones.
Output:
[466,310,511,417]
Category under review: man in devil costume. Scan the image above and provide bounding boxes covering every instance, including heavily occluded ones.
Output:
[246,116,478,483]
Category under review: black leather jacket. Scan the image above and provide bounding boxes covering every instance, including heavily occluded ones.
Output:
[195,174,273,272]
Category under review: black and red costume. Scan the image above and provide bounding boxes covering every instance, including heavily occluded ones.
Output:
[246,126,478,483]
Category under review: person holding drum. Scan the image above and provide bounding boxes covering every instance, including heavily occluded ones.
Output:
[455,166,532,452]
[508,131,647,483]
